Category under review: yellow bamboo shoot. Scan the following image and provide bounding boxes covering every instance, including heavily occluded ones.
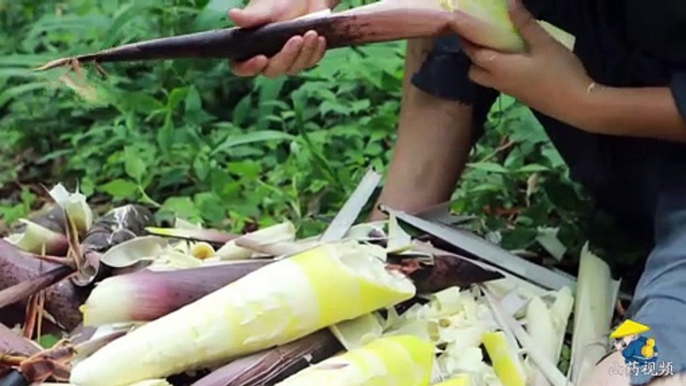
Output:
[441,0,575,52]
[433,375,472,386]
[275,335,435,386]
[482,331,527,386]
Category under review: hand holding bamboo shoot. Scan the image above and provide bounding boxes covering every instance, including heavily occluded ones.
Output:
[36,0,574,73]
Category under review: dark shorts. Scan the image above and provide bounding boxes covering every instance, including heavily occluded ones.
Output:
[410,6,686,382]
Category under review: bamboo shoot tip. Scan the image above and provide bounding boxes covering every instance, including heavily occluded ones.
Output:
[35,58,74,72]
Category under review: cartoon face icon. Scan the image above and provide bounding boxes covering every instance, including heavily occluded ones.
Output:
[614,335,636,352]
[611,319,651,345]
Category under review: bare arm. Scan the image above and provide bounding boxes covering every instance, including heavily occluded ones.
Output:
[369,38,475,220]
[572,85,686,143]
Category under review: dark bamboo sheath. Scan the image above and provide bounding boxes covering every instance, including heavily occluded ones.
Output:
[37,8,455,70]
[0,265,74,310]
[408,254,504,294]
[191,329,342,386]
[114,261,273,323]
[0,240,86,331]
[0,323,39,357]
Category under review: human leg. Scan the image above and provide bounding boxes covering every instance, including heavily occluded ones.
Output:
[583,351,686,386]
[582,190,686,386]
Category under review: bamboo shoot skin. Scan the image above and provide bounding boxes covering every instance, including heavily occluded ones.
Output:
[81,261,272,326]
[405,254,503,294]
[190,329,342,386]
[0,323,40,357]
[37,6,457,70]
[274,335,435,386]
[69,242,415,386]
[0,240,85,330]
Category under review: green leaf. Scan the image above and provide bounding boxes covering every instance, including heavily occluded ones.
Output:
[124,147,146,182]
[38,334,61,349]
[232,95,252,126]
[517,164,549,173]
[0,82,47,108]
[468,183,503,193]
[468,162,509,174]
[79,177,95,197]
[102,3,149,48]
[195,192,226,223]
[99,179,138,199]
[192,0,238,30]
[185,85,202,114]
[211,130,294,155]
[255,77,286,130]
[542,145,566,168]
[121,92,164,115]
[227,160,262,179]
[167,87,188,111]
[161,196,200,223]
[193,151,211,182]
[157,113,175,152]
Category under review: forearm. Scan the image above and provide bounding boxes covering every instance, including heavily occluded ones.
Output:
[369,38,475,220]
[573,85,686,143]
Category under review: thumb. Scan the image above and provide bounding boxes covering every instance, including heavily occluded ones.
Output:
[229,0,290,28]
[507,0,554,48]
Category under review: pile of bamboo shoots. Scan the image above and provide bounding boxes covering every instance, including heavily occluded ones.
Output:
[0,169,622,386]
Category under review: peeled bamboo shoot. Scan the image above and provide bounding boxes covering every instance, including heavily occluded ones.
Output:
[433,376,472,386]
[482,331,527,386]
[69,241,415,386]
[274,335,435,386]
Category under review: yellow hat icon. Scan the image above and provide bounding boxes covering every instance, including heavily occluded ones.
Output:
[610,319,651,339]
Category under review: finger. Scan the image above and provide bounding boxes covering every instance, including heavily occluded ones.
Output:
[449,10,488,43]
[467,65,494,88]
[507,0,555,48]
[230,56,269,77]
[460,39,480,59]
[307,36,327,68]
[286,30,319,75]
[262,36,304,78]
[461,41,500,71]
[229,0,288,27]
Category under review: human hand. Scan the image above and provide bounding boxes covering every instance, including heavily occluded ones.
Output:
[228,0,330,78]
[453,0,595,124]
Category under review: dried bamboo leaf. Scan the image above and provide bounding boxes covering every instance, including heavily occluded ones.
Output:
[383,206,575,292]
[319,167,381,242]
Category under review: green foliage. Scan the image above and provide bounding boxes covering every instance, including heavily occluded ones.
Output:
[0,0,599,262]
[454,95,594,259]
